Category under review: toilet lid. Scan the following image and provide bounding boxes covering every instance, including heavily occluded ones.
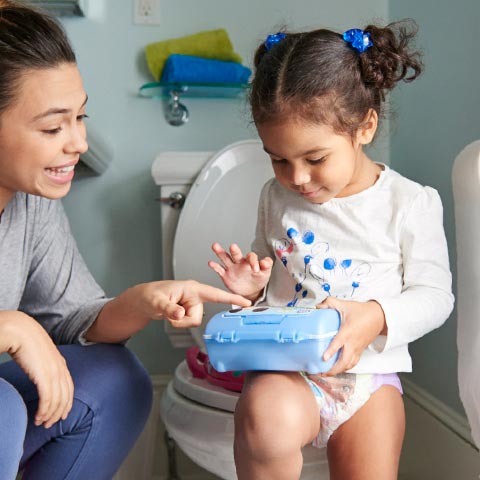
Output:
[173,139,273,348]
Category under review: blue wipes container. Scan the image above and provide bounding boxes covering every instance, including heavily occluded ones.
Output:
[203,306,340,374]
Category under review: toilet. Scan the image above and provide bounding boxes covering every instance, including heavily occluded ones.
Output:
[152,139,330,480]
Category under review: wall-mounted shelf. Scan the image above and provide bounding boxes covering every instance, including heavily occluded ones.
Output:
[139,81,249,99]
[139,81,250,126]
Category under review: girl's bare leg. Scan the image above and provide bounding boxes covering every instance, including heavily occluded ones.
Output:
[234,371,320,480]
[327,385,405,480]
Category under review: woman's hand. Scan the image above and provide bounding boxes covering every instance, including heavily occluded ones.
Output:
[208,242,273,302]
[86,279,253,343]
[134,279,252,328]
[0,311,74,428]
[317,298,387,376]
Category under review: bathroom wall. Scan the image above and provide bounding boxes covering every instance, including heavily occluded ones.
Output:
[389,0,480,414]
[60,0,388,373]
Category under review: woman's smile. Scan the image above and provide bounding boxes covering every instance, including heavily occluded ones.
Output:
[44,161,78,184]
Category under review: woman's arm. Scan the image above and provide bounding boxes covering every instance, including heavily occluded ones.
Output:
[85,280,251,343]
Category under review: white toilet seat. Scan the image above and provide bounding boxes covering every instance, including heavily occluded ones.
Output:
[173,360,239,412]
[160,140,329,479]
[172,139,274,348]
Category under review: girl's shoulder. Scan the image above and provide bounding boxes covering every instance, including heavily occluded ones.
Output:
[259,177,286,202]
[381,165,441,207]
[261,177,279,192]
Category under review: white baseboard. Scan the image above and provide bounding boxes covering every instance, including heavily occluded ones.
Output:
[401,375,476,448]
[400,376,480,480]
[118,374,480,480]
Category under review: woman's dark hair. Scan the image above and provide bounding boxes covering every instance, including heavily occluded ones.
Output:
[250,20,423,138]
[0,0,76,115]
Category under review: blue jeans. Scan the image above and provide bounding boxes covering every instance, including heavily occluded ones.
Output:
[0,344,153,480]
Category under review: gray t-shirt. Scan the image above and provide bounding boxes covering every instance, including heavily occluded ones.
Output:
[0,192,109,344]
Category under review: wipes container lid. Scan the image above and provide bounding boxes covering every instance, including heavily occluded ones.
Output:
[204,306,340,344]
[203,306,341,373]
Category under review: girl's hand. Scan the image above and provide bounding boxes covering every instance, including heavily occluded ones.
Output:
[317,298,386,376]
[208,242,273,302]
[0,311,74,428]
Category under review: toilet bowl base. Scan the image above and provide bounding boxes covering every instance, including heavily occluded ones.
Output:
[161,380,330,479]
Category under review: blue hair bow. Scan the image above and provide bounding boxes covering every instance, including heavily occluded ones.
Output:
[265,32,287,51]
[343,29,373,53]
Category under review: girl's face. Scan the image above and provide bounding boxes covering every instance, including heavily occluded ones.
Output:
[0,63,88,210]
[257,116,378,204]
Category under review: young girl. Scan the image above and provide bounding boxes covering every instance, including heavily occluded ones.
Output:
[209,21,454,479]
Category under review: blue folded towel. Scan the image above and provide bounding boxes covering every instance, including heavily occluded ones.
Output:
[160,54,251,84]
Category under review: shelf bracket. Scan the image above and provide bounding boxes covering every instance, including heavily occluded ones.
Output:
[165,90,189,126]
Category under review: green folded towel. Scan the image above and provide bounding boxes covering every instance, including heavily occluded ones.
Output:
[145,28,243,81]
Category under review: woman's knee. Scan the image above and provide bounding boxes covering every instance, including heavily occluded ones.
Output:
[60,344,153,420]
[0,378,27,436]
[92,344,152,400]
[0,379,27,478]
[106,345,153,421]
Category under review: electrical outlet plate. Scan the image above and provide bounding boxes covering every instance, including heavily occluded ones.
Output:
[133,0,161,25]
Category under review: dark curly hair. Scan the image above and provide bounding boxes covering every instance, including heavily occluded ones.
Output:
[250,20,422,138]
[0,0,76,116]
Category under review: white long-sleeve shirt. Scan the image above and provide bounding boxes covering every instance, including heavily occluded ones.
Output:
[252,165,454,373]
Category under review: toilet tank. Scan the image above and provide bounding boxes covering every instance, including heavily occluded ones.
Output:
[152,151,213,347]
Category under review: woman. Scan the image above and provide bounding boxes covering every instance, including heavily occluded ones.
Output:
[0,1,250,478]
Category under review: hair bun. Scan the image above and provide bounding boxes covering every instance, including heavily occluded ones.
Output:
[361,20,422,97]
